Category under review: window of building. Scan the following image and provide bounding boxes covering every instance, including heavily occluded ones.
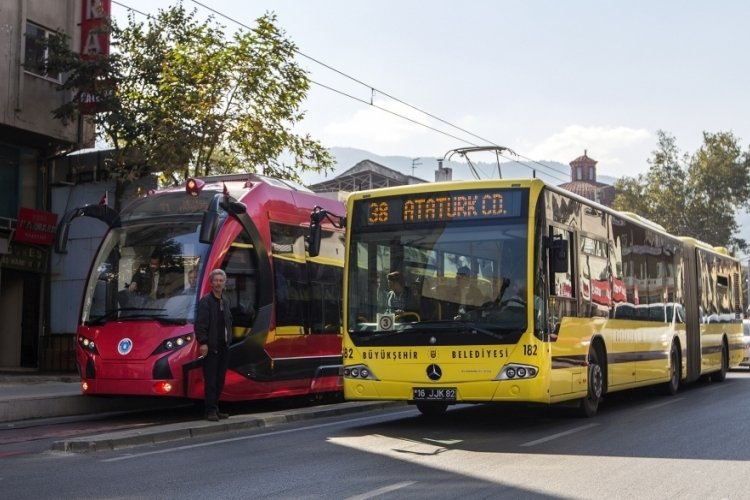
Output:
[24,22,60,81]
[0,145,20,220]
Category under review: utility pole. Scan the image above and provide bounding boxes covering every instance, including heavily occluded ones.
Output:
[411,157,422,176]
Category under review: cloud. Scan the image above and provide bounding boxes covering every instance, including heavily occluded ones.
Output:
[526,125,652,178]
[321,98,432,153]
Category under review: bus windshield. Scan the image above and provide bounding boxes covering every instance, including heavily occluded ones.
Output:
[81,220,211,325]
[347,219,529,340]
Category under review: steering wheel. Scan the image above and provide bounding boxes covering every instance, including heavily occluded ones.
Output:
[500,297,526,309]
[396,311,420,323]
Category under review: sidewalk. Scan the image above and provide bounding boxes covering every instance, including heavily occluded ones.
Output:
[0,373,188,423]
[0,373,406,453]
[50,399,403,453]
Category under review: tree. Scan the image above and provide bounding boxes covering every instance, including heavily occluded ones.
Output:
[46,4,332,204]
[613,130,750,251]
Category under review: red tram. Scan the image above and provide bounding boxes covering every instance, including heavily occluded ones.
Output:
[56,174,345,401]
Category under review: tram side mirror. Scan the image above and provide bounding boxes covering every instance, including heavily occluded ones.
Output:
[54,222,70,254]
[307,221,322,257]
[551,238,569,273]
[200,210,219,244]
[306,207,327,258]
[219,198,247,215]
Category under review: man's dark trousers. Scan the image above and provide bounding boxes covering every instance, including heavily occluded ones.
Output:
[203,344,229,415]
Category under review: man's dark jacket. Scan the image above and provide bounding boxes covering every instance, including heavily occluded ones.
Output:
[195,293,233,351]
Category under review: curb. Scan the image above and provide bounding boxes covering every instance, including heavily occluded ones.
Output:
[50,400,407,453]
[0,392,188,423]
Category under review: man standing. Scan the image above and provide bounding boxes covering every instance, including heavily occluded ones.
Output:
[195,268,232,421]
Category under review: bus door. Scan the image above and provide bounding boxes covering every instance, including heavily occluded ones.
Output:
[545,225,581,396]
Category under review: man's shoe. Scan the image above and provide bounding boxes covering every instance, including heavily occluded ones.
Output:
[217,412,229,420]
[205,412,220,422]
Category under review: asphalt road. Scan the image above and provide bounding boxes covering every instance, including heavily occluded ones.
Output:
[2,371,749,499]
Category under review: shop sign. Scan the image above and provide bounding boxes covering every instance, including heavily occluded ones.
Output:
[13,208,58,246]
[0,244,48,273]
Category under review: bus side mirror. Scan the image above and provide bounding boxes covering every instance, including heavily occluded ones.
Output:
[551,238,569,273]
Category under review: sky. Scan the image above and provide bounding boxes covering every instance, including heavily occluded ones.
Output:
[109,1,750,185]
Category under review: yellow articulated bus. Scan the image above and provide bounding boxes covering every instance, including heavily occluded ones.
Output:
[309,178,744,417]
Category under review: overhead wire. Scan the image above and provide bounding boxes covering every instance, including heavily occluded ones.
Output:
[113,0,572,182]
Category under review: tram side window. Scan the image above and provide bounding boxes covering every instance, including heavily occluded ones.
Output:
[273,258,307,329]
[308,262,343,334]
[271,223,308,330]
[220,238,258,337]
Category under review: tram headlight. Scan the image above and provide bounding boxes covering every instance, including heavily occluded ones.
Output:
[153,334,194,354]
[77,335,99,354]
[496,363,539,380]
[343,364,378,380]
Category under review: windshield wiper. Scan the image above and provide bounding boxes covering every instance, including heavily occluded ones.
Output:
[87,307,178,325]
[86,309,123,325]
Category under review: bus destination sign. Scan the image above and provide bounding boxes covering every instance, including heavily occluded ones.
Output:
[361,189,526,226]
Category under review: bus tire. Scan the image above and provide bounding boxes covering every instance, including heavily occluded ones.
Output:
[662,341,681,396]
[578,346,603,418]
[416,402,448,417]
[710,342,728,382]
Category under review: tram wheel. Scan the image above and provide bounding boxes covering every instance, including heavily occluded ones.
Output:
[578,347,603,418]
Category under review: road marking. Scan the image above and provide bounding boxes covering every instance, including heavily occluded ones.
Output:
[101,410,416,462]
[643,397,684,410]
[520,423,599,447]
[345,481,416,500]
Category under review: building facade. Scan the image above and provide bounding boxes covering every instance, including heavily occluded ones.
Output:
[557,150,615,207]
[0,0,95,370]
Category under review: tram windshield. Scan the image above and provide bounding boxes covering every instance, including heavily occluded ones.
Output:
[81,220,211,325]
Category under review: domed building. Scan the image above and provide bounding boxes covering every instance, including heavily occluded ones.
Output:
[557,150,614,207]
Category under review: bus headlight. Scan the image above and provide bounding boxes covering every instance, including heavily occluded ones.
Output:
[496,363,538,380]
[343,364,378,380]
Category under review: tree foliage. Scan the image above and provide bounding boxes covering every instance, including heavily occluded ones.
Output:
[613,130,750,250]
[47,3,332,191]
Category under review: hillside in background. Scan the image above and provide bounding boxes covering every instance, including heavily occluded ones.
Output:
[301,147,616,187]
[302,147,750,249]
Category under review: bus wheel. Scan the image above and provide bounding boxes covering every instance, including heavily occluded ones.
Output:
[662,342,681,395]
[710,343,728,382]
[578,348,603,418]
[416,402,448,417]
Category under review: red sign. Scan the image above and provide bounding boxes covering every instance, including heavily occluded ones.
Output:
[13,208,58,246]
[79,0,112,115]
[80,0,111,60]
